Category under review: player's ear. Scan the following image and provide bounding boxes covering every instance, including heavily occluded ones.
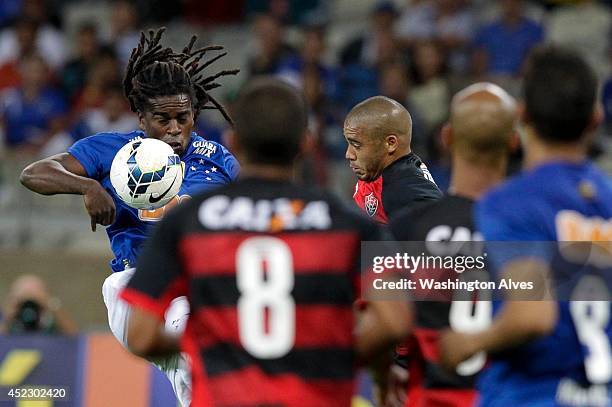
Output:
[440,123,452,151]
[386,134,399,153]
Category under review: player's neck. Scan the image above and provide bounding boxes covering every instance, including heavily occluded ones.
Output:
[523,137,588,170]
[239,163,295,182]
[449,156,505,200]
[382,147,411,171]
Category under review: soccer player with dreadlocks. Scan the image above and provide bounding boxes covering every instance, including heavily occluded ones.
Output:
[20,28,239,406]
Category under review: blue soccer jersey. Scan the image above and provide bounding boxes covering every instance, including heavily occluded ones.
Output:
[68,130,239,272]
[476,161,612,407]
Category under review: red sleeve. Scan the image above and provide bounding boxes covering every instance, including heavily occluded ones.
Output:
[120,276,188,320]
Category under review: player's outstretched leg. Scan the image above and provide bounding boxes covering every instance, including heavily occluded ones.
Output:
[102,269,192,406]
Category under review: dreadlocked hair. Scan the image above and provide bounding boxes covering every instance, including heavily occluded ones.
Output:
[123,27,239,124]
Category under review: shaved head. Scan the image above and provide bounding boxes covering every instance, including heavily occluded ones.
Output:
[449,82,517,165]
[344,96,414,181]
[345,96,412,147]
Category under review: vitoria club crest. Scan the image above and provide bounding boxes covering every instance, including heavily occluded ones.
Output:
[364,193,378,217]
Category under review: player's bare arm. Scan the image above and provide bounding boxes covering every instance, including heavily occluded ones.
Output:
[126,308,180,358]
[440,258,558,370]
[356,300,412,362]
[20,153,116,231]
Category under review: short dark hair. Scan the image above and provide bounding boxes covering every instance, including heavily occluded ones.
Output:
[233,78,307,166]
[523,46,597,143]
[123,27,239,123]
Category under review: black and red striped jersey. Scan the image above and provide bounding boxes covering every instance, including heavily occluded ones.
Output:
[121,177,382,407]
[352,153,442,224]
[390,195,488,407]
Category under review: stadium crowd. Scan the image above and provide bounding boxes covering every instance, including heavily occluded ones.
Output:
[0,0,611,198]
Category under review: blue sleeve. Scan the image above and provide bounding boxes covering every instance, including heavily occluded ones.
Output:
[221,144,240,181]
[67,133,115,180]
[475,195,517,241]
[476,193,552,272]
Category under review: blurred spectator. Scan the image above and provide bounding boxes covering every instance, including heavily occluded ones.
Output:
[378,61,426,155]
[600,60,612,172]
[339,1,399,67]
[379,62,410,106]
[61,23,101,103]
[246,0,322,25]
[435,0,475,72]
[108,0,140,68]
[23,0,61,28]
[0,62,20,92]
[71,84,137,141]
[0,0,20,29]
[182,0,243,24]
[409,41,450,139]
[130,0,183,24]
[336,63,379,115]
[294,64,325,186]
[0,0,67,70]
[247,13,296,77]
[395,0,436,45]
[0,18,37,91]
[266,0,291,23]
[71,47,121,113]
[277,24,337,99]
[275,24,343,186]
[395,0,475,72]
[547,0,611,78]
[472,0,544,77]
[303,64,342,186]
[338,2,403,111]
[0,53,68,155]
[0,274,78,335]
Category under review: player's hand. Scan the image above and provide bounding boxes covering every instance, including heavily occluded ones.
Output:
[439,329,478,372]
[384,364,408,407]
[83,181,116,231]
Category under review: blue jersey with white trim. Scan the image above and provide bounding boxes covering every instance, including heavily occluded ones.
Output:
[475,161,612,407]
[68,130,239,272]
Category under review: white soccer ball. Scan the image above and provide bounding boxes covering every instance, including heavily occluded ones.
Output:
[110,138,183,210]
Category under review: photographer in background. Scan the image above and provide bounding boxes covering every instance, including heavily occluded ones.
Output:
[0,274,78,335]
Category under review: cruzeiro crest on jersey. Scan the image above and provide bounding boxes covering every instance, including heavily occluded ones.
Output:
[365,192,378,217]
[193,140,217,157]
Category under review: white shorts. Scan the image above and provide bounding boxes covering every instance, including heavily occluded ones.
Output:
[102,268,191,406]
[102,268,190,343]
